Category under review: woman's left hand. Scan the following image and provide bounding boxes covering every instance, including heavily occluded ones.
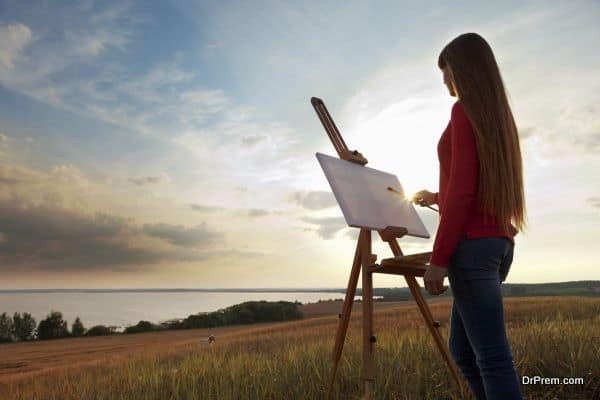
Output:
[423,264,448,295]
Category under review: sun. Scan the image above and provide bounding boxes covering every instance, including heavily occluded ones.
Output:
[342,99,443,196]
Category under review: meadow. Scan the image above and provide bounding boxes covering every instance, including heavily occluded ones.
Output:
[0,296,598,400]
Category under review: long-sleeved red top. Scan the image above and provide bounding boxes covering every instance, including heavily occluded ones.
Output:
[430,101,513,268]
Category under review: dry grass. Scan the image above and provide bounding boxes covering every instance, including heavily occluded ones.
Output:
[0,297,598,400]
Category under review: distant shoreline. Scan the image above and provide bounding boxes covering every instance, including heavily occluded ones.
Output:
[0,280,600,294]
[0,288,349,293]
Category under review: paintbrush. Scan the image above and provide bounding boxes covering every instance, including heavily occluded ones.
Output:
[387,186,439,213]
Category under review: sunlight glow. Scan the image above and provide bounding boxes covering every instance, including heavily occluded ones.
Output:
[343,97,451,196]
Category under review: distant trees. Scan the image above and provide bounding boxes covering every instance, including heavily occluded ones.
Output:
[508,286,527,296]
[0,312,37,342]
[0,313,14,342]
[1,300,305,341]
[124,320,160,334]
[71,317,86,337]
[37,311,69,340]
[12,312,36,341]
[85,325,116,336]
[151,301,303,332]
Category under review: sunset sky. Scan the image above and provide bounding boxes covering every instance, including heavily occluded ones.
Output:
[0,0,598,289]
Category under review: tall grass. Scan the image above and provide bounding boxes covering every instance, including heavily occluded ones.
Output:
[1,297,598,400]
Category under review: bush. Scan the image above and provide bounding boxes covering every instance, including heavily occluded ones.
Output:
[124,320,161,334]
[85,325,115,336]
[161,319,184,330]
[37,311,69,340]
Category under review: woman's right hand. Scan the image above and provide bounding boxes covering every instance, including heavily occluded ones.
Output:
[411,190,437,207]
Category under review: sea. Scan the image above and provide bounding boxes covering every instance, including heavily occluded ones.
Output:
[0,290,359,330]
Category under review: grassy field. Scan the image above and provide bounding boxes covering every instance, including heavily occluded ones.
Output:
[1,296,598,400]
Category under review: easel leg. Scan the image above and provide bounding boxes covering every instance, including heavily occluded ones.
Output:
[388,239,467,399]
[404,275,466,398]
[361,229,375,399]
[326,230,363,400]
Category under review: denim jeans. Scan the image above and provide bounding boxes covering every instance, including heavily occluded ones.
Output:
[447,237,523,400]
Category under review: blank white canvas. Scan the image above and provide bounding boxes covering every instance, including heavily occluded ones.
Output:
[316,152,430,238]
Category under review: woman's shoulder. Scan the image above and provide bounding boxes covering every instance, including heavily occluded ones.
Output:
[448,100,476,147]
[450,100,472,129]
[451,100,466,117]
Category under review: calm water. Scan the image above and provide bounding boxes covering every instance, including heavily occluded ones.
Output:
[0,291,353,329]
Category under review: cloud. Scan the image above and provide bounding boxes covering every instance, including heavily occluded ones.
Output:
[245,208,270,217]
[0,6,300,194]
[189,204,272,218]
[0,197,225,271]
[0,162,99,211]
[51,164,91,186]
[69,29,129,57]
[0,3,139,109]
[142,222,221,247]
[0,162,248,272]
[571,133,600,153]
[301,216,347,239]
[344,229,360,240]
[519,126,536,139]
[189,204,226,213]
[290,190,337,210]
[65,64,229,137]
[587,197,600,209]
[0,164,45,185]
[0,23,32,70]
[0,133,7,155]
[173,107,297,162]
[558,104,600,154]
[71,61,230,137]
[241,134,268,147]
[128,173,170,186]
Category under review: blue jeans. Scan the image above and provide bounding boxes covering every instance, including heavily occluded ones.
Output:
[447,237,523,400]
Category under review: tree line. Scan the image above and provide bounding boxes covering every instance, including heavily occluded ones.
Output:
[0,311,119,342]
[181,300,302,329]
[125,300,303,333]
[0,301,303,342]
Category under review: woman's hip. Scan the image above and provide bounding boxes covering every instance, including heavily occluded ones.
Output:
[447,236,514,283]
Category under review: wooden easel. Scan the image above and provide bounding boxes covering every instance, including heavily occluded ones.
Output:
[310,97,467,400]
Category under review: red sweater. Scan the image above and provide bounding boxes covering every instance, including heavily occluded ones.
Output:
[430,101,513,268]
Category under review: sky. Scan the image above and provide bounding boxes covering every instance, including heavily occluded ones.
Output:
[0,0,598,289]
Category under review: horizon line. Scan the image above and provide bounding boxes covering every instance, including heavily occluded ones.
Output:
[1,280,598,293]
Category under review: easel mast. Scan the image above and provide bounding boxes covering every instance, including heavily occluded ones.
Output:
[311,97,466,400]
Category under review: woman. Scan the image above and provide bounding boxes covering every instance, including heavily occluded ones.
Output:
[412,33,526,400]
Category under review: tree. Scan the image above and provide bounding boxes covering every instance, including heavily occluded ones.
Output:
[85,325,115,336]
[71,316,85,337]
[0,312,14,342]
[124,320,161,334]
[12,312,36,341]
[37,311,69,340]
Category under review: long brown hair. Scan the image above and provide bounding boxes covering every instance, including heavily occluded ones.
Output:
[438,32,526,234]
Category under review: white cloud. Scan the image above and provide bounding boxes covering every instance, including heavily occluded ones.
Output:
[51,164,91,186]
[0,23,32,70]
[0,4,136,106]
[301,216,347,239]
[129,173,171,186]
[290,190,336,210]
[73,36,108,56]
[587,196,600,209]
